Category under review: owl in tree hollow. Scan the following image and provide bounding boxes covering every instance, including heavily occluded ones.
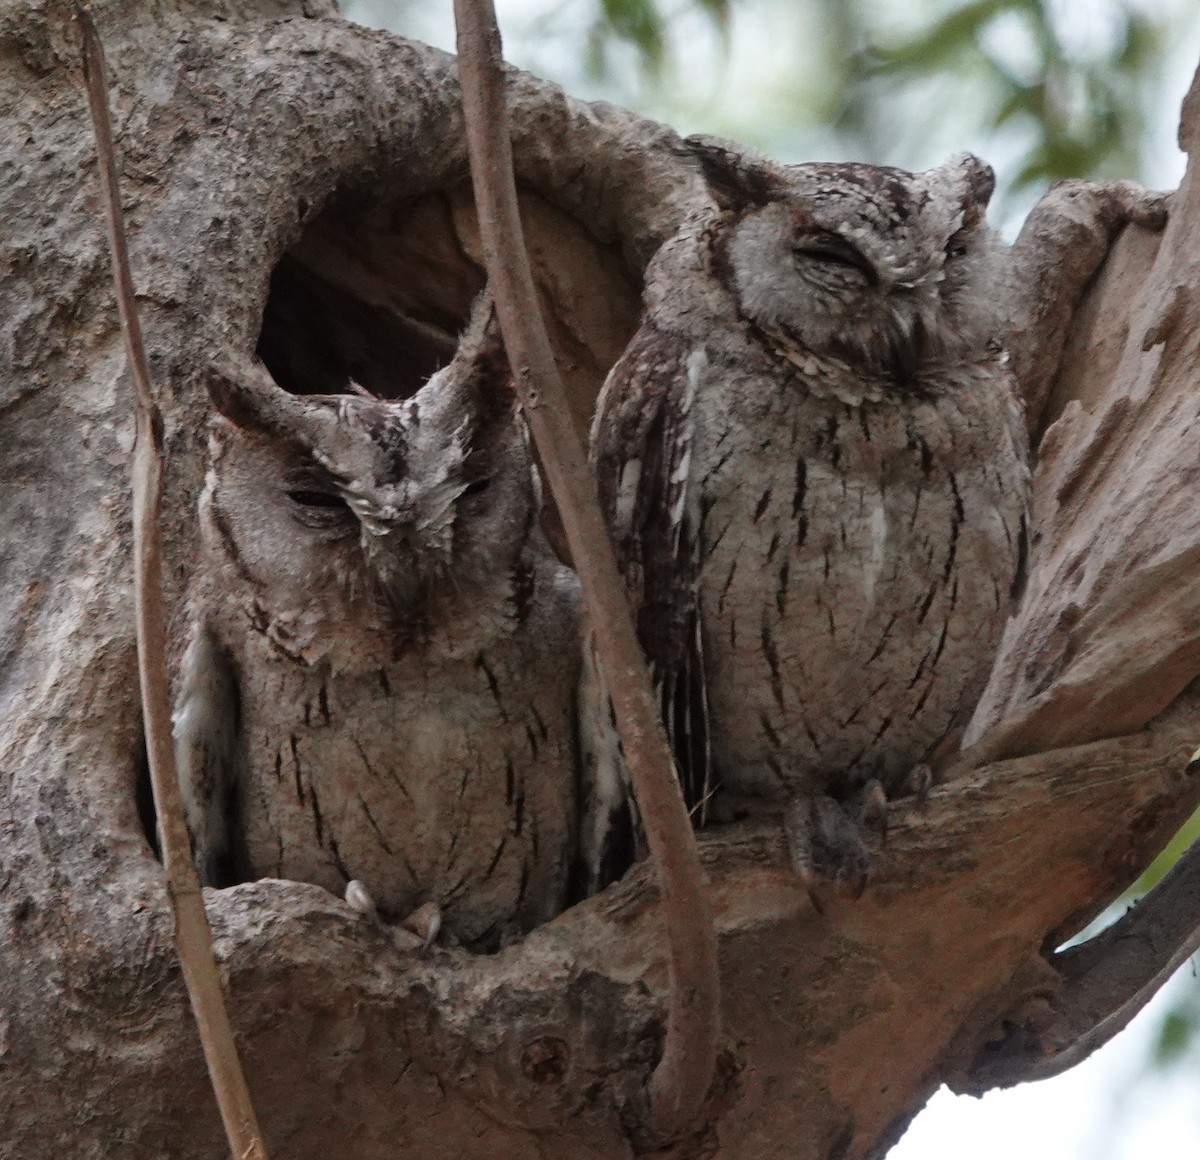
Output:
[582,141,1032,894]
[173,295,581,950]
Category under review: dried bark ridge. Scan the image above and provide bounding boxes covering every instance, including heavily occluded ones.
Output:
[967,179,1188,757]
[1,4,1199,1158]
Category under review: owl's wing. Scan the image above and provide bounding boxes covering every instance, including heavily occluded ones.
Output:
[587,325,711,850]
[171,623,240,887]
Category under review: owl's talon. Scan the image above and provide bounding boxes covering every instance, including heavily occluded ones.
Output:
[907,763,934,804]
[786,795,873,906]
[344,879,379,921]
[860,779,889,844]
[786,831,826,916]
[401,901,442,949]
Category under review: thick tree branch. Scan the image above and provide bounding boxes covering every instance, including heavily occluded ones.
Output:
[944,77,1200,1093]
[966,813,1200,1090]
[453,0,719,1144]
[75,6,266,1157]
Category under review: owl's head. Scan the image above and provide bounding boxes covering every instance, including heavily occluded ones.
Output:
[689,137,1003,388]
[202,295,535,667]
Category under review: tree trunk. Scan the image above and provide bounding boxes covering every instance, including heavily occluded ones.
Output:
[3,3,1199,1157]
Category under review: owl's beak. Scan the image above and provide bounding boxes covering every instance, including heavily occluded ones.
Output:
[355,524,433,615]
[355,487,457,590]
[887,315,929,391]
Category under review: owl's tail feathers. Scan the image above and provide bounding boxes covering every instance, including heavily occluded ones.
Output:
[576,613,716,898]
[576,631,642,897]
[171,623,239,889]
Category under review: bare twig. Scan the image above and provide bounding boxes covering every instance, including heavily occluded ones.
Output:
[453,0,720,1143]
[74,6,268,1158]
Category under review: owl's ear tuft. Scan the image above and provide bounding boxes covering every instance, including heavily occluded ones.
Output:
[955,154,995,233]
[454,292,507,376]
[448,291,515,424]
[951,153,996,211]
[207,364,265,430]
[206,359,330,452]
[685,135,780,211]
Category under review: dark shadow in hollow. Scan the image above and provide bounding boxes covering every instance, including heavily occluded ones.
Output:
[255,186,491,402]
[134,738,159,863]
[256,254,459,401]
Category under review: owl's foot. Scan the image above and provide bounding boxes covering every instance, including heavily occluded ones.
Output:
[344,882,441,950]
[785,794,873,909]
[904,763,934,803]
[345,879,379,921]
[400,900,442,949]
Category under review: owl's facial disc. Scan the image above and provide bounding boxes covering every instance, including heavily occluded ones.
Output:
[720,152,1001,391]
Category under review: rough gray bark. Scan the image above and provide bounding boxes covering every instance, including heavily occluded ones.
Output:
[2,2,1200,1158]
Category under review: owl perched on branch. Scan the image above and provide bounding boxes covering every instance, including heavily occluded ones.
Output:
[583,140,1032,895]
[173,295,582,950]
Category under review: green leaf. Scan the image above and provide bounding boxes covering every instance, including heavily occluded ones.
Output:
[1135,804,1200,893]
[1153,1008,1199,1067]
[867,0,1011,75]
[993,82,1044,128]
[596,0,666,73]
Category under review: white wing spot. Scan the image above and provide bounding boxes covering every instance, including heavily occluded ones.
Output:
[863,501,888,608]
[668,349,706,537]
[615,459,641,536]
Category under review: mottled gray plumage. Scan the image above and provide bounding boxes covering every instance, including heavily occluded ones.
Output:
[173,297,581,949]
[583,140,1030,892]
